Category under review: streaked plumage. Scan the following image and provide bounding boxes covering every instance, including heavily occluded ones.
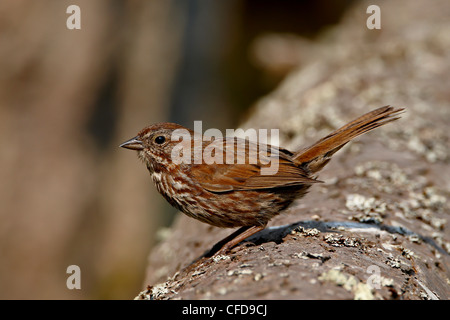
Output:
[121,106,404,254]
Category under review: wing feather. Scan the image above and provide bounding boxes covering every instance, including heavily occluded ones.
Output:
[189,137,320,193]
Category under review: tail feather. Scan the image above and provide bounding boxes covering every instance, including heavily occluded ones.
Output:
[294,106,404,173]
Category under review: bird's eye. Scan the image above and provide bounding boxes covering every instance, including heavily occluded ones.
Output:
[154,135,166,145]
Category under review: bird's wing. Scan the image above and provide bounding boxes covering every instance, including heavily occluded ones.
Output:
[189,137,321,193]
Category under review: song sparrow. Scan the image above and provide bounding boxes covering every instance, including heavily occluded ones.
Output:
[120,106,403,256]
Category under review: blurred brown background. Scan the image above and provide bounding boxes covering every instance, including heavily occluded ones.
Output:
[0,0,365,299]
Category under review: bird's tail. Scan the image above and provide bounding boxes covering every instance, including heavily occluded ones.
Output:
[293,106,404,173]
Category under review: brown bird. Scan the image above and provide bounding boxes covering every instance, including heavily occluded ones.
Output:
[120,106,403,256]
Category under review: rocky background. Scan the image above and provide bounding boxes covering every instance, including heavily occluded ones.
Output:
[141,0,450,300]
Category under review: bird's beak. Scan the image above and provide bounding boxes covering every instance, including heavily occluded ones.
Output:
[120,137,144,150]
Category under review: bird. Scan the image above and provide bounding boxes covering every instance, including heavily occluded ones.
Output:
[120,106,403,256]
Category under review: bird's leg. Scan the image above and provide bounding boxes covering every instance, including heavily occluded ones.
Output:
[205,224,266,257]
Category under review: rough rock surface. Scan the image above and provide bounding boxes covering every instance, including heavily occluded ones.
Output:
[138,0,450,300]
